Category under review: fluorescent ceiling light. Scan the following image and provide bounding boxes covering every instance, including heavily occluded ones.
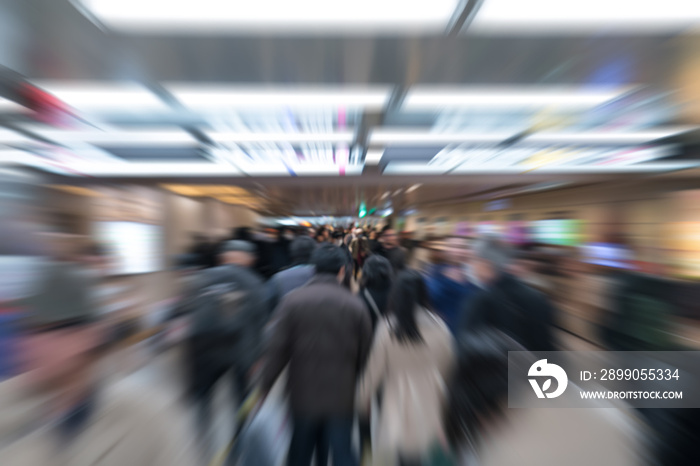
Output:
[72,162,242,177]
[0,129,29,144]
[403,86,629,110]
[0,98,27,113]
[524,127,698,144]
[29,129,197,146]
[471,0,700,33]
[168,85,390,111]
[77,0,459,33]
[364,149,385,165]
[210,131,354,144]
[370,129,515,145]
[406,183,422,193]
[30,81,168,112]
[383,162,699,175]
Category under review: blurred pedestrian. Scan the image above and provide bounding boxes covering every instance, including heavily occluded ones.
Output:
[460,236,556,352]
[368,230,380,254]
[425,236,475,335]
[184,240,270,462]
[446,331,641,466]
[261,243,372,466]
[377,228,406,274]
[357,270,454,466]
[357,254,394,462]
[268,236,317,311]
[359,254,394,330]
[1,249,195,465]
[350,228,370,281]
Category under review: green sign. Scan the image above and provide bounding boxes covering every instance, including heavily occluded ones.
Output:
[359,202,367,218]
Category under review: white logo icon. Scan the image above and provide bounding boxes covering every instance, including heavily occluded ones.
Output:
[528,359,568,399]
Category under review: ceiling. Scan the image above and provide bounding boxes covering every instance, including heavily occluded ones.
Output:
[2,0,700,216]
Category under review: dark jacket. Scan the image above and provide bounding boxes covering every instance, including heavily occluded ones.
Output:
[425,265,475,335]
[359,286,391,331]
[267,264,315,311]
[261,274,372,417]
[186,264,270,370]
[460,273,556,352]
[377,246,406,274]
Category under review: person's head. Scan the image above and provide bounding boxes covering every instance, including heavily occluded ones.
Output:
[222,240,257,267]
[381,228,399,248]
[446,331,523,445]
[290,236,317,265]
[232,227,252,242]
[369,230,377,240]
[472,235,511,286]
[311,243,348,282]
[388,270,431,344]
[362,255,393,291]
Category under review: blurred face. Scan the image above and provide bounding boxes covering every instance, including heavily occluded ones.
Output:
[382,229,398,248]
[446,237,471,265]
[473,256,496,286]
[20,325,100,389]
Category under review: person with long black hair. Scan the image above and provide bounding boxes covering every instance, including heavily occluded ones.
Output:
[357,270,454,466]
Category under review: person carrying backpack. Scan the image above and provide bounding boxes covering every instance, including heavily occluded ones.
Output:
[183,240,270,464]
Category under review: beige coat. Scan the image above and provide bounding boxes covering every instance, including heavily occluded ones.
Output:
[357,311,454,460]
[0,376,197,466]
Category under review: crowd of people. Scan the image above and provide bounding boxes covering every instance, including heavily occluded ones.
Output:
[175,224,568,466]
[5,222,698,465]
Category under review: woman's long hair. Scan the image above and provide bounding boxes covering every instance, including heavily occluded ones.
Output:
[387,269,431,344]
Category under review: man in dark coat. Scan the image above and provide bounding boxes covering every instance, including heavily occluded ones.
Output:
[460,236,556,352]
[267,236,317,312]
[184,240,270,461]
[261,243,372,466]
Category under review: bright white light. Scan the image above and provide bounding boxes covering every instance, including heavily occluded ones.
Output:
[0,129,29,144]
[525,127,698,144]
[77,0,459,33]
[168,85,390,111]
[471,0,700,33]
[31,81,168,112]
[0,98,27,113]
[364,149,385,165]
[403,87,630,110]
[383,162,699,175]
[370,129,516,145]
[209,131,354,144]
[28,129,197,146]
[74,162,242,176]
[406,183,422,193]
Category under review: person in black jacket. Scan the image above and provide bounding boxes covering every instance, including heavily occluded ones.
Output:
[184,240,270,462]
[359,255,394,330]
[460,235,556,352]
